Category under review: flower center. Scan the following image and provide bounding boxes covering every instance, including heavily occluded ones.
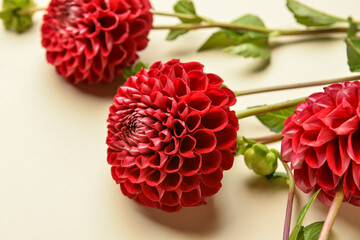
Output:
[119,112,143,146]
[55,1,82,28]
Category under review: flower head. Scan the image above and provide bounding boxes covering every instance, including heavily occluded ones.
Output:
[106,59,239,212]
[281,81,360,206]
[41,0,152,84]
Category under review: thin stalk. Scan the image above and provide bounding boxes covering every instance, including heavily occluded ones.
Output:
[234,75,360,97]
[282,162,295,240]
[152,22,349,36]
[153,22,272,34]
[318,189,345,240]
[236,97,306,119]
[276,27,348,36]
[250,133,283,144]
[17,7,46,15]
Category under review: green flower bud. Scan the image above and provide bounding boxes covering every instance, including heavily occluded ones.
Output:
[244,143,278,176]
[0,0,36,33]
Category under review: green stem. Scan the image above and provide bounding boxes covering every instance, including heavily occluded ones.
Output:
[153,22,272,34]
[318,188,345,240]
[275,27,348,36]
[152,8,355,37]
[250,133,283,144]
[236,97,306,119]
[153,21,350,36]
[282,162,295,240]
[17,7,46,15]
[234,75,360,97]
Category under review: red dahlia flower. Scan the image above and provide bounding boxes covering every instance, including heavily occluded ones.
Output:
[281,81,360,206]
[41,0,152,84]
[106,59,239,212]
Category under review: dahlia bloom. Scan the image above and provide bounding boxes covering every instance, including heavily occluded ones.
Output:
[41,0,152,84]
[281,81,360,206]
[106,59,239,212]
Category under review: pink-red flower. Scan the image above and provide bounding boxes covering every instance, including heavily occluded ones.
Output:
[41,0,152,84]
[106,59,239,212]
[281,81,360,206]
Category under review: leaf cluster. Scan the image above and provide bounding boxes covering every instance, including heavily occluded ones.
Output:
[167,0,360,69]
[167,0,271,59]
[286,0,360,73]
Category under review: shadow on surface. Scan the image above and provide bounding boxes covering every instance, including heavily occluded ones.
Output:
[271,36,340,50]
[74,74,125,98]
[245,175,288,193]
[327,201,360,230]
[240,37,339,76]
[136,198,219,235]
[240,58,271,75]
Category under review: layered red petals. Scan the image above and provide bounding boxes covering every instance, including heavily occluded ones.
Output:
[281,81,360,206]
[42,0,153,84]
[107,60,239,212]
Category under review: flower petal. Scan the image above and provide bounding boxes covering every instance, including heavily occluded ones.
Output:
[347,130,360,164]
[294,164,316,193]
[181,153,202,176]
[193,129,217,153]
[181,187,202,206]
[201,149,222,174]
[326,137,350,176]
[187,93,211,114]
[201,107,228,132]
[214,125,237,150]
[179,135,196,157]
[316,163,341,191]
[161,172,182,191]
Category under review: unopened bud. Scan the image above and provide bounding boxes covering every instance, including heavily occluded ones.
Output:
[244,143,278,176]
[0,0,36,33]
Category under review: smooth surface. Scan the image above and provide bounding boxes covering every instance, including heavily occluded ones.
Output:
[1,0,360,239]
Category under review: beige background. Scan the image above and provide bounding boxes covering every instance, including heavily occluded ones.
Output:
[1,0,360,239]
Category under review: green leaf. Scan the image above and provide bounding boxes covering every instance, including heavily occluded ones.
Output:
[122,61,149,80]
[198,28,249,52]
[346,38,360,72]
[174,0,196,16]
[232,14,266,28]
[0,0,36,33]
[303,222,324,240]
[290,226,305,240]
[287,0,345,26]
[231,14,268,38]
[173,0,201,23]
[198,14,270,58]
[133,61,148,73]
[166,29,189,40]
[167,0,202,40]
[223,37,271,59]
[198,31,239,51]
[256,106,295,133]
[347,17,358,38]
[296,190,321,226]
[289,190,321,240]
